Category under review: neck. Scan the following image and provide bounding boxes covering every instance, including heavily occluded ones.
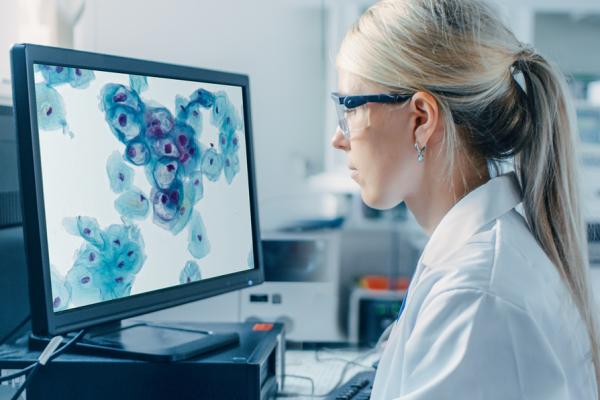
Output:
[404,160,490,236]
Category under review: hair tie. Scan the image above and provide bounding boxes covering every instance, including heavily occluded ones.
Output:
[510,58,528,94]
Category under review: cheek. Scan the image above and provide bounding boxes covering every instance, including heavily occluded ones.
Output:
[359,129,415,208]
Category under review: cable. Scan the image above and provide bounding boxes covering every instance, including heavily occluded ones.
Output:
[314,347,376,370]
[277,374,316,398]
[0,364,36,383]
[5,329,86,400]
[0,315,31,346]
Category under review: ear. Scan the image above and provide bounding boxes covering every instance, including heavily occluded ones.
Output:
[409,91,441,149]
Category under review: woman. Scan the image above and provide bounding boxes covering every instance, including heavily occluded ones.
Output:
[330,0,599,398]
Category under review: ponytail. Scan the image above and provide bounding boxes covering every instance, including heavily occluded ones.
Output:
[514,50,600,391]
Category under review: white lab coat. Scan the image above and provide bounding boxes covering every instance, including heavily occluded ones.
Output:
[371,171,598,399]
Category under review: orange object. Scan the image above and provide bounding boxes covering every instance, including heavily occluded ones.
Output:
[359,275,410,291]
[252,323,274,331]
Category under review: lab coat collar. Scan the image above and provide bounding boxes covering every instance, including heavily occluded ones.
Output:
[420,171,523,266]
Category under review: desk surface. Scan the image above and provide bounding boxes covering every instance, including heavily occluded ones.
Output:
[278,348,378,399]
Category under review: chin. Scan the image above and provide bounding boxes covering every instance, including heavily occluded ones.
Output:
[360,189,402,210]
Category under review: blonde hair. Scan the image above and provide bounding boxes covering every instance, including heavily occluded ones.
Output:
[337,0,599,392]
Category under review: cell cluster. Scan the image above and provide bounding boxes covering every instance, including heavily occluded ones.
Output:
[58,216,147,308]
[98,76,243,257]
[34,64,96,137]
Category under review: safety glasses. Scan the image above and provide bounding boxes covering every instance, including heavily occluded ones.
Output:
[330,92,413,139]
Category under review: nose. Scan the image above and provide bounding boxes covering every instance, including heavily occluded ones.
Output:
[331,127,350,151]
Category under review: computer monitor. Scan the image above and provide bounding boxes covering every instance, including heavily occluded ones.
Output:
[11,44,264,360]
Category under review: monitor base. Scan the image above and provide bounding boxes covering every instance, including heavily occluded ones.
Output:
[29,320,240,362]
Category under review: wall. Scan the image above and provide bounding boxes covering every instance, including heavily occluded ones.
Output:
[0,2,18,103]
[535,12,600,76]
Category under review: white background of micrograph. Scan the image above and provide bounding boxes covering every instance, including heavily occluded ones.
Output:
[35,67,255,309]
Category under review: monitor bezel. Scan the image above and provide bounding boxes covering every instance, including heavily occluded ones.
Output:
[11,43,264,336]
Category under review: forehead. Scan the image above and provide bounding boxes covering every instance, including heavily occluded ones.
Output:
[337,68,383,95]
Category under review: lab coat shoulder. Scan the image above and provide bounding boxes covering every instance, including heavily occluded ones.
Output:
[398,285,572,400]
[391,210,597,400]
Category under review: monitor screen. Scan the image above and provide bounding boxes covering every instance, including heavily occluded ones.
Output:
[33,64,255,312]
[11,44,263,335]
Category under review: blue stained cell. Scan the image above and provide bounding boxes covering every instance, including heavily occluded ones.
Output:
[189,88,215,108]
[65,264,102,307]
[34,83,72,137]
[130,75,148,93]
[179,261,201,284]
[125,140,151,166]
[187,104,203,136]
[68,68,95,88]
[38,65,71,86]
[170,184,195,235]
[152,137,180,159]
[211,91,241,132]
[152,158,179,190]
[188,171,204,204]
[223,152,240,184]
[106,151,134,193]
[175,96,202,139]
[99,84,142,113]
[175,95,189,119]
[74,216,106,248]
[75,244,105,269]
[104,224,129,253]
[107,106,143,143]
[151,184,183,229]
[188,211,210,259]
[50,265,72,311]
[144,106,174,139]
[200,146,223,182]
[115,188,150,220]
[95,268,135,301]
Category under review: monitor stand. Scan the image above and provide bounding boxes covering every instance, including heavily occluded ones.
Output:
[29,320,240,362]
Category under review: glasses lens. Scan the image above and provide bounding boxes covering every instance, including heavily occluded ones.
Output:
[331,95,371,138]
[345,106,369,135]
[334,102,350,137]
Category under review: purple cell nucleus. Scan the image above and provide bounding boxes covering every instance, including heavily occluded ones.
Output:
[81,276,90,284]
[118,113,127,127]
[113,92,127,103]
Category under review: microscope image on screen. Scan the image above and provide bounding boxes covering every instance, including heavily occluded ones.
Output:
[34,64,254,311]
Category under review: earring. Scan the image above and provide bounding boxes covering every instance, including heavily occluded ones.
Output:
[415,142,426,162]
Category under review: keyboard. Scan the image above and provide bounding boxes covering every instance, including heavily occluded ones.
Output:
[325,370,375,400]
